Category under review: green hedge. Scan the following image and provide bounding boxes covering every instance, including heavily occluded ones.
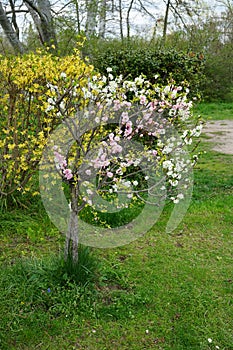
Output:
[202,44,233,101]
[84,40,205,98]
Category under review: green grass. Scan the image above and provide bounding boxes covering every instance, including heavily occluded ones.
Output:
[0,103,233,349]
[194,102,233,120]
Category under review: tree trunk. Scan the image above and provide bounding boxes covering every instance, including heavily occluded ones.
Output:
[163,0,171,44]
[85,0,98,37]
[119,0,124,41]
[99,0,107,38]
[65,185,79,262]
[38,0,57,47]
[24,1,44,44]
[73,0,81,34]
[126,0,134,40]
[24,0,57,50]
[0,2,24,54]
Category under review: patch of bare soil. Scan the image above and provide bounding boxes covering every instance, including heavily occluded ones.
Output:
[203,120,233,155]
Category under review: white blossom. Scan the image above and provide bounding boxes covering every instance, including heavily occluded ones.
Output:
[60,72,67,79]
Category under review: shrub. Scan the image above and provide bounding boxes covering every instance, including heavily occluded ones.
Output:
[83,39,205,98]
[202,44,233,102]
[0,49,94,197]
[163,27,233,102]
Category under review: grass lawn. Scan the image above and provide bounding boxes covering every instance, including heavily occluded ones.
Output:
[194,102,233,121]
[0,103,233,349]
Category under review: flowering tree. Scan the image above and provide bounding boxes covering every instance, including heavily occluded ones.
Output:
[40,69,202,263]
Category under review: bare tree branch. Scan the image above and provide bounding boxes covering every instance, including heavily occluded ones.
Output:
[9,0,20,38]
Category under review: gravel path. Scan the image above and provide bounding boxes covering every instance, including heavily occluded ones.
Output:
[203,120,233,155]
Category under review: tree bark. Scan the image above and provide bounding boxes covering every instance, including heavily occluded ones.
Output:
[126,0,134,40]
[24,0,57,50]
[0,1,24,53]
[85,0,98,37]
[119,0,124,41]
[65,185,79,262]
[163,0,171,43]
[99,0,107,38]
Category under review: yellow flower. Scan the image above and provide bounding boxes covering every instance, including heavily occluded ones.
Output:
[3,154,11,159]
[32,191,40,196]
[8,143,16,150]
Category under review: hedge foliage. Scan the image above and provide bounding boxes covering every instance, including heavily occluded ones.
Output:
[0,49,94,197]
[84,40,205,98]
[202,44,233,101]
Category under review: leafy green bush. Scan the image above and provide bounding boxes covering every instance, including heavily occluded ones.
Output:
[202,44,233,102]
[164,27,233,102]
[84,39,205,98]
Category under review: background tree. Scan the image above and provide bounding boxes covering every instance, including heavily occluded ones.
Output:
[0,1,24,53]
[164,5,233,101]
[161,0,208,43]
[0,0,57,53]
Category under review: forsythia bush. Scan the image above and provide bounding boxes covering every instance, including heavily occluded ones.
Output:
[0,49,94,197]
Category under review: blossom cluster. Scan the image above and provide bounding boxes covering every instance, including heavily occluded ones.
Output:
[53,147,73,180]
[46,69,202,210]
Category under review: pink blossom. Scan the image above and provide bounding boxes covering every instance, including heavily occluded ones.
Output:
[142,112,151,121]
[140,95,147,105]
[116,168,123,175]
[123,101,132,109]
[92,158,110,169]
[49,76,199,212]
[124,121,133,137]
[96,102,103,109]
[111,143,123,154]
[54,151,67,169]
[147,118,153,124]
[113,100,121,111]
[63,168,73,180]
[100,154,107,161]
[102,115,108,122]
[148,101,157,111]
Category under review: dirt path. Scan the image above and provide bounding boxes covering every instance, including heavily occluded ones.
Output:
[203,120,233,155]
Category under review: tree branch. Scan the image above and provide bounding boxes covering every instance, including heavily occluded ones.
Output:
[138,0,157,20]
[23,0,42,19]
[6,10,29,14]
[9,0,19,38]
